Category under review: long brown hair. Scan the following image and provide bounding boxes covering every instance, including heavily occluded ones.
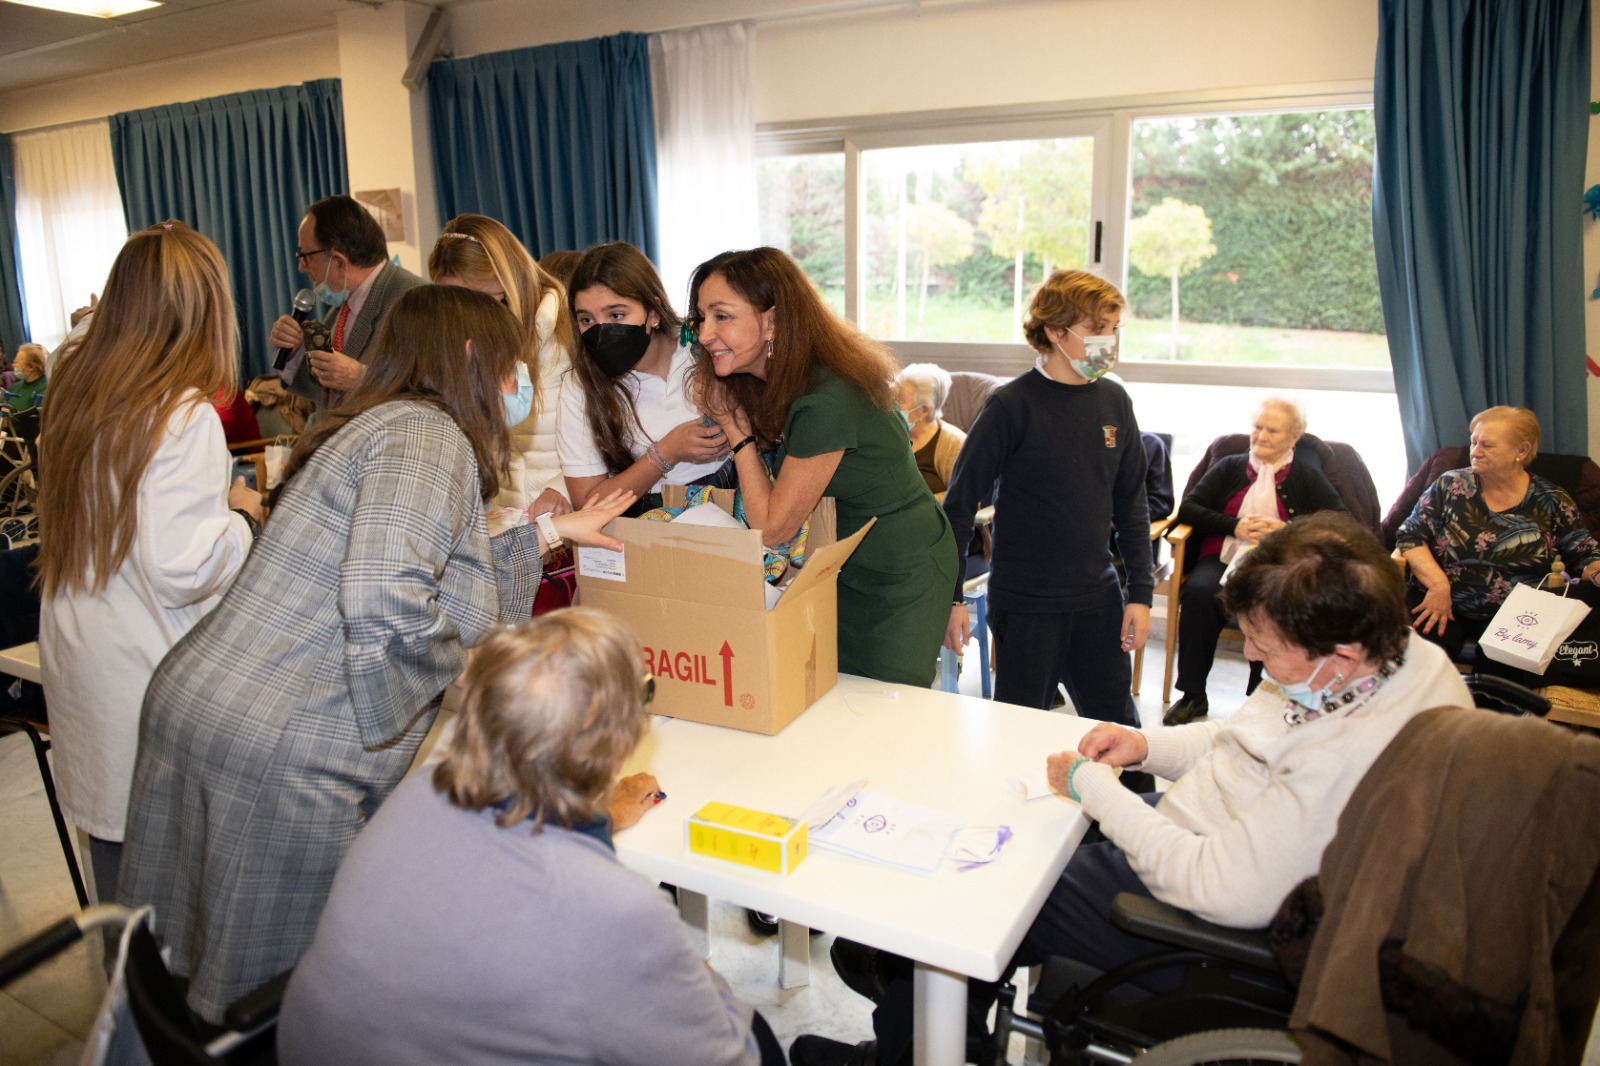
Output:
[35,221,237,598]
[428,213,575,415]
[566,242,682,476]
[281,285,516,501]
[688,247,897,444]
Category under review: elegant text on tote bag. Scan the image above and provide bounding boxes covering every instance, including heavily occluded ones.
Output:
[1478,581,1591,674]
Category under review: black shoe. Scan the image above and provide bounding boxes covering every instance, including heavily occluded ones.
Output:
[789,1035,877,1066]
[829,937,896,1002]
[1162,693,1208,726]
[746,908,822,937]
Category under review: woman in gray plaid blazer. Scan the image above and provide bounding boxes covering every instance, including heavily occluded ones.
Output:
[118,285,633,1022]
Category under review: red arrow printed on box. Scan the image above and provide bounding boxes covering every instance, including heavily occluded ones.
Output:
[719,641,734,707]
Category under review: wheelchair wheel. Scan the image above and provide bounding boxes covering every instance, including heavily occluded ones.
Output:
[1133,1027,1301,1065]
[0,462,36,543]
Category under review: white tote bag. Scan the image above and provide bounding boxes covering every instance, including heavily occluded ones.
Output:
[1477,581,1592,674]
[263,441,292,491]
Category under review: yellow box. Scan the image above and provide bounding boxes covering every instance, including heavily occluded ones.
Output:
[687,801,808,875]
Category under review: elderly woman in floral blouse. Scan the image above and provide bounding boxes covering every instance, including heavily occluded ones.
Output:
[1395,406,1600,665]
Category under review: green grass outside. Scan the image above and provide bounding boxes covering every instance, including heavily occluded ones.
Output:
[825,289,1390,369]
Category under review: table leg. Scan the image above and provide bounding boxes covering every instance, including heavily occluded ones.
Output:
[778,919,811,988]
[677,888,710,959]
[912,961,967,1066]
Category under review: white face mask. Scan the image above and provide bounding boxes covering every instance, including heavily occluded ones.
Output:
[1058,325,1119,381]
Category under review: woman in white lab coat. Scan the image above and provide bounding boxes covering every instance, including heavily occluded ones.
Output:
[35,220,261,902]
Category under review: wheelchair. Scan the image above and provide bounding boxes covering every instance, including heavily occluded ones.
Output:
[989,673,1552,1066]
[0,401,41,546]
[0,904,285,1065]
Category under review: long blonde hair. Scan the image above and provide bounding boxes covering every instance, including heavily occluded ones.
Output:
[36,221,237,597]
[429,213,574,415]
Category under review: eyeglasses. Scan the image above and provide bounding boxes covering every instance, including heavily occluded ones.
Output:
[642,674,656,708]
[295,247,329,265]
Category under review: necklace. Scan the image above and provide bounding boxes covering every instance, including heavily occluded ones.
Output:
[1283,650,1405,727]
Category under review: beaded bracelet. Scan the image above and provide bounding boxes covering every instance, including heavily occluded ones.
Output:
[1066,756,1092,804]
[232,508,261,540]
[646,442,671,474]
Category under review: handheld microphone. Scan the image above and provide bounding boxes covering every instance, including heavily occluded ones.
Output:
[274,288,317,371]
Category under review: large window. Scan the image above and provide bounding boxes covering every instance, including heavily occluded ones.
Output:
[756,93,1403,507]
[857,137,1095,342]
[1123,110,1384,369]
[757,152,845,314]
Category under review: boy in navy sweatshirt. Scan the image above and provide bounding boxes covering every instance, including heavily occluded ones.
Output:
[942,270,1151,729]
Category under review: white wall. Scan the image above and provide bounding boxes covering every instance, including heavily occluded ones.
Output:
[0,30,338,132]
[751,0,1377,122]
[0,0,1379,133]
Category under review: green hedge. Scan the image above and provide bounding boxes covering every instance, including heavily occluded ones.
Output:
[1126,184,1384,333]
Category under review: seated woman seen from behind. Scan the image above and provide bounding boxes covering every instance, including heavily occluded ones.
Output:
[1395,405,1600,687]
[278,608,780,1066]
[1165,397,1345,725]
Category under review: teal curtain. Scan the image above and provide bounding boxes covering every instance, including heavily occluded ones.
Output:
[1374,0,1591,468]
[110,79,347,378]
[0,134,27,353]
[428,33,659,261]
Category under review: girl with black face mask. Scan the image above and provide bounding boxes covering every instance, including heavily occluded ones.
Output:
[556,243,732,515]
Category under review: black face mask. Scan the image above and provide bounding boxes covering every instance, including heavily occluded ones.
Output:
[583,323,652,377]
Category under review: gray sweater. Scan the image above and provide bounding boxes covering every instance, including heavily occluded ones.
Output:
[277,773,760,1066]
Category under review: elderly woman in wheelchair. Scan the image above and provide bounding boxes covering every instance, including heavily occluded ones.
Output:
[791,512,1475,1066]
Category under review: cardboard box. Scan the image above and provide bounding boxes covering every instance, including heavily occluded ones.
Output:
[687,801,808,875]
[575,497,872,734]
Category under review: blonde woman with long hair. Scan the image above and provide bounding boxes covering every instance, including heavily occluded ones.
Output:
[35,220,261,902]
[430,213,575,518]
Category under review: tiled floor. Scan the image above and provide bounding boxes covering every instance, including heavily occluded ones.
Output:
[3,615,1596,1065]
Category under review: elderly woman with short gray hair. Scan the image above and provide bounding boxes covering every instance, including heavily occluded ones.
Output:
[895,362,965,500]
[1165,397,1345,725]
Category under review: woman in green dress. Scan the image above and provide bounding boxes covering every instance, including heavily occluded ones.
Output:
[690,247,957,687]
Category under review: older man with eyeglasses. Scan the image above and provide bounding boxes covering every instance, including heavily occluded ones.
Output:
[269,194,424,409]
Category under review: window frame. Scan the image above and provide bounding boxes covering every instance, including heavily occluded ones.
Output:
[757,81,1391,394]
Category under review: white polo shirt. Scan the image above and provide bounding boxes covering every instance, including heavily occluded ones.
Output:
[556,344,726,491]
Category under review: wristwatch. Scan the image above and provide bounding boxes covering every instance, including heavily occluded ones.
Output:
[534,512,562,552]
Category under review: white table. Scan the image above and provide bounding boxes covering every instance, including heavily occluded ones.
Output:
[0,641,41,684]
[616,676,1093,1066]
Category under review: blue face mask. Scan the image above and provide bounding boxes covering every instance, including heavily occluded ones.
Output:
[315,281,348,309]
[502,361,534,427]
[1266,655,1342,713]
